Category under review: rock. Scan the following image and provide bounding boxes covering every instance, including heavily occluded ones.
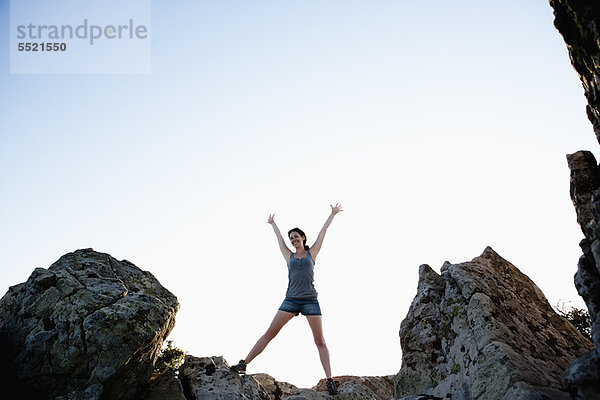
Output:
[394,247,593,400]
[179,355,270,399]
[177,356,396,400]
[313,375,395,399]
[549,1,600,397]
[0,248,179,400]
[564,151,600,399]
[566,151,600,240]
[251,373,298,399]
[396,396,441,400]
[284,389,329,400]
[563,348,600,400]
[550,0,600,143]
[281,375,394,400]
[145,369,187,400]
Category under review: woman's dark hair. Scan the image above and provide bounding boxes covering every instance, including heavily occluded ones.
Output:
[288,227,309,250]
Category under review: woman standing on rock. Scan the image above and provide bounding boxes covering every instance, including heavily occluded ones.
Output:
[230,203,343,396]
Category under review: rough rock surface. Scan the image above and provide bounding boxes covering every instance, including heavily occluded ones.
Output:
[257,376,394,400]
[565,151,600,399]
[0,248,179,400]
[548,2,600,399]
[394,247,593,400]
[550,0,600,143]
[251,373,298,399]
[145,369,187,400]
[313,375,395,399]
[179,356,271,400]
[284,375,394,399]
[178,355,395,399]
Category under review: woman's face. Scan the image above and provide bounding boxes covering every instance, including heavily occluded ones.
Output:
[289,231,304,249]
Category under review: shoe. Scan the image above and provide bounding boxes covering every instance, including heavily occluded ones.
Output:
[230,359,247,374]
[326,377,338,395]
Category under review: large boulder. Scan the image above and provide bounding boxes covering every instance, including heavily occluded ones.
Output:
[394,247,593,400]
[0,248,179,399]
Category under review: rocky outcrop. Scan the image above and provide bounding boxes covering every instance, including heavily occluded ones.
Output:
[565,151,600,399]
[550,0,600,143]
[178,355,395,400]
[394,247,593,400]
[0,248,179,400]
[179,356,271,400]
[548,2,600,399]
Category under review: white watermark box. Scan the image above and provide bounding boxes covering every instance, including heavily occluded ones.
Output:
[10,0,151,74]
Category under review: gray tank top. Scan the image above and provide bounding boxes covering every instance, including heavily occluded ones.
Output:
[285,249,318,299]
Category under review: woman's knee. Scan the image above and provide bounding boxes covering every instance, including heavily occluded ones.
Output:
[264,328,280,342]
[314,337,327,348]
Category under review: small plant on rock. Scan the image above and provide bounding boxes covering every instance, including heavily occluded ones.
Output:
[556,302,592,341]
[154,340,186,374]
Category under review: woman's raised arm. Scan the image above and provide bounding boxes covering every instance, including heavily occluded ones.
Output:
[268,214,292,262]
[309,203,343,261]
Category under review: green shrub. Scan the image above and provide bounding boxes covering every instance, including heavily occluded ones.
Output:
[154,340,186,374]
[556,303,592,341]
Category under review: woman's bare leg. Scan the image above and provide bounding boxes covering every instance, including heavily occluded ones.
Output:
[306,315,332,378]
[245,310,296,364]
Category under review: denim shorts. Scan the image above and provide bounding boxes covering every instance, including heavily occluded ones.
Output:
[279,297,322,316]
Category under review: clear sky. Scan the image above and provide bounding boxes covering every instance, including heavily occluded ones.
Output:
[0,0,597,389]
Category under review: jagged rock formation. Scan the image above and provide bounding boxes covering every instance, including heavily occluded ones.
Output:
[0,248,179,400]
[565,151,600,399]
[394,247,593,400]
[550,0,600,143]
[550,1,600,399]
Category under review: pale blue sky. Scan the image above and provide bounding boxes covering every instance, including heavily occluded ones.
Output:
[1,0,597,388]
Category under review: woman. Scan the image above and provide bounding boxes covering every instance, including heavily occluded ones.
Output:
[230,203,343,396]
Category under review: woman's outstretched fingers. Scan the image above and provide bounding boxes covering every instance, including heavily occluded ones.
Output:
[330,203,343,214]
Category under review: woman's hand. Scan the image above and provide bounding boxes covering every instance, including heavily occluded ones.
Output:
[267,213,275,225]
[330,203,343,215]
